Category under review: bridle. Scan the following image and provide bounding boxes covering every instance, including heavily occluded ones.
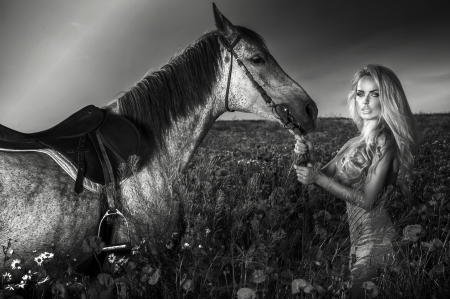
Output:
[219,33,306,136]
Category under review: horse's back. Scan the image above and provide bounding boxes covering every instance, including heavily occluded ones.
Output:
[0,151,100,273]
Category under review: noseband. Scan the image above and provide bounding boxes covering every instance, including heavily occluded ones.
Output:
[219,34,305,136]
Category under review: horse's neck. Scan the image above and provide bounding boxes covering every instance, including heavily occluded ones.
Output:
[122,94,222,196]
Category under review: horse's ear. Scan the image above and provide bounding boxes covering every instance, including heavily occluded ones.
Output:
[213,3,237,39]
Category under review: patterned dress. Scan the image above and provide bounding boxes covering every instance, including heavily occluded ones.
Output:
[334,143,398,282]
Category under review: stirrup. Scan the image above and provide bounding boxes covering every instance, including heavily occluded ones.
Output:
[98,209,132,253]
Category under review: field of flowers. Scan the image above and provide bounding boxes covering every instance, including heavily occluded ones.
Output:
[1,114,450,298]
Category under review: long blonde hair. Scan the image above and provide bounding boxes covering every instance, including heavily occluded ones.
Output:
[346,64,420,202]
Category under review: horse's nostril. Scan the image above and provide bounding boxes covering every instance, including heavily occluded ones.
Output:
[306,104,316,121]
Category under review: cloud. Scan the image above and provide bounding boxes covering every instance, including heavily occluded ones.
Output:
[414,72,450,84]
[70,22,84,28]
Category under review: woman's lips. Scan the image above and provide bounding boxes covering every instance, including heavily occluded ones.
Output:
[361,107,372,113]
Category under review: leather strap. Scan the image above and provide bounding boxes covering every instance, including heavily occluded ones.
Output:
[224,51,234,112]
[73,134,87,193]
[220,35,242,112]
[95,131,116,208]
[89,132,111,185]
[218,33,304,135]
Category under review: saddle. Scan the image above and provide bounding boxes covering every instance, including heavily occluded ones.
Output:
[0,105,140,193]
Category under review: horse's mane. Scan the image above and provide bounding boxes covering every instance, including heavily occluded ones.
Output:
[110,26,267,155]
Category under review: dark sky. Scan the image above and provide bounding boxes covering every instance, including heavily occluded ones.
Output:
[1,0,449,131]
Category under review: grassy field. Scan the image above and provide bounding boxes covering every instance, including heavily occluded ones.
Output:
[1,114,450,298]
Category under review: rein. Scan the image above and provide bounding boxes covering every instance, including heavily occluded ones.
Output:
[219,34,305,136]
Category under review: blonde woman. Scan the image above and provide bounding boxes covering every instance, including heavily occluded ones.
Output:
[294,64,419,298]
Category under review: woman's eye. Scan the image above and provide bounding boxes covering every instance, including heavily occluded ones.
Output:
[371,93,379,97]
[251,56,265,64]
[356,92,364,97]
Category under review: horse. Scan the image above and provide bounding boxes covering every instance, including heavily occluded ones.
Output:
[0,4,317,275]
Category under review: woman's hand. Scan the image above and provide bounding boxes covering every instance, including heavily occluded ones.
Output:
[294,163,317,185]
[293,135,316,164]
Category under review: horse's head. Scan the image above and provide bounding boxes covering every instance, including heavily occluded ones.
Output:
[213,4,317,135]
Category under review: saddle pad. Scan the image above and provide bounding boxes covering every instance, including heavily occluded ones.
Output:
[0,148,102,193]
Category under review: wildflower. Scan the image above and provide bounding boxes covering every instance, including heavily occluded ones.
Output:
[431,238,444,250]
[22,274,30,281]
[2,272,12,281]
[132,245,140,255]
[403,224,426,242]
[148,268,161,285]
[10,259,21,270]
[183,242,190,249]
[42,252,54,259]
[8,249,13,255]
[181,278,194,292]
[117,257,129,266]
[292,279,310,294]
[304,285,316,293]
[16,281,26,289]
[237,288,256,299]
[4,284,14,291]
[428,199,437,206]
[252,269,266,284]
[35,255,44,266]
[107,253,116,264]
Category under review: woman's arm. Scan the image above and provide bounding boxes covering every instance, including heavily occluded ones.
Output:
[296,149,395,211]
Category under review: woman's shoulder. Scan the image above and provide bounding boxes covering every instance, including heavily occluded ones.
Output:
[376,129,393,147]
[376,129,396,155]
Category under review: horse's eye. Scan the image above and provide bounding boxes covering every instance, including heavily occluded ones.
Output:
[251,56,265,64]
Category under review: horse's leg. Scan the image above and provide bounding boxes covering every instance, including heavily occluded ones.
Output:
[0,152,101,276]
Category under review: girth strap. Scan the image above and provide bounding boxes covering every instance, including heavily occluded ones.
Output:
[89,131,116,208]
[73,134,88,193]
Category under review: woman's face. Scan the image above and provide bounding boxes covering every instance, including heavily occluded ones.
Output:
[355,76,381,122]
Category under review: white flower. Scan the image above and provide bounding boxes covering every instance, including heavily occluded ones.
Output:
[11,259,21,270]
[117,257,129,265]
[8,249,14,255]
[16,281,26,289]
[42,252,54,259]
[107,253,116,264]
[2,272,12,281]
[34,255,44,266]
[132,245,140,255]
[4,284,14,290]
[22,274,30,281]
